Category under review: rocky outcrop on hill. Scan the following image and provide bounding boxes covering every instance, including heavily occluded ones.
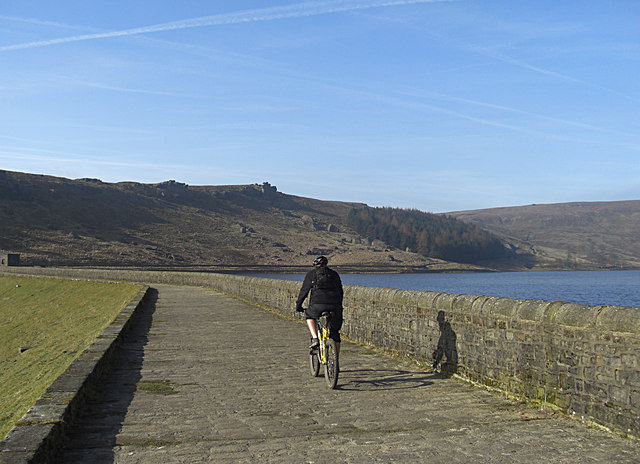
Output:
[0,171,453,271]
[2,170,636,271]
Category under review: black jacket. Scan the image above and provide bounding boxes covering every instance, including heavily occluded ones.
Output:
[296,266,343,310]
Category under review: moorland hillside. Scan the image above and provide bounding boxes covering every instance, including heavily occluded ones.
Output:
[0,170,461,271]
[1,170,637,271]
[450,201,640,270]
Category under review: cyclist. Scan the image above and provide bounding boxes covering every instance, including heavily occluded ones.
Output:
[296,256,343,352]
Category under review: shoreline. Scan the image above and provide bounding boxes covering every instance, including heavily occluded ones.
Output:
[5,264,638,275]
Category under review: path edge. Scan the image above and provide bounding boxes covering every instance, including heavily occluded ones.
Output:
[0,285,151,464]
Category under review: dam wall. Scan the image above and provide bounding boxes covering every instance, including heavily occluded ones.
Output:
[3,267,639,437]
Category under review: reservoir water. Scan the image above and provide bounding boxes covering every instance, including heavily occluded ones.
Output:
[247,270,640,308]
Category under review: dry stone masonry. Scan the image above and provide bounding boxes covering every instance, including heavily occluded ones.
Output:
[2,267,639,438]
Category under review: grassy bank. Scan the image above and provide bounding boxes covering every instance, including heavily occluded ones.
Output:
[0,276,142,440]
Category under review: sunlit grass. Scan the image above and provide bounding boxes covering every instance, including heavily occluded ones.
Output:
[138,380,177,395]
[0,276,142,439]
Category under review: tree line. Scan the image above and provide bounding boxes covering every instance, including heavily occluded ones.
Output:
[347,206,507,264]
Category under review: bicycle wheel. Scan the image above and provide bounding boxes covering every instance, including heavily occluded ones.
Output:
[309,350,320,377]
[324,339,339,389]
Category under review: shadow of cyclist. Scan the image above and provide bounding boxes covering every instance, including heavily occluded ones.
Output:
[432,310,458,377]
[337,368,435,391]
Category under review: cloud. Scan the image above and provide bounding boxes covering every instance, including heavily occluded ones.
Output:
[75,81,195,98]
[468,46,640,105]
[0,146,181,170]
[327,83,547,135]
[0,0,454,52]
[0,15,94,31]
[400,89,636,137]
[358,9,640,105]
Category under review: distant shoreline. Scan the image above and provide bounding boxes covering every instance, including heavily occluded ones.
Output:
[9,263,637,275]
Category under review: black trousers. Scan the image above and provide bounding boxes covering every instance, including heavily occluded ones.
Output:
[305,303,343,343]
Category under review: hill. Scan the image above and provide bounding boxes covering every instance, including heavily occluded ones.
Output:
[2,170,637,272]
[449,201,640,270]
[0,170,470,272]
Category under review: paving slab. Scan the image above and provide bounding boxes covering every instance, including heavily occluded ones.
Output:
[56,284,639,463]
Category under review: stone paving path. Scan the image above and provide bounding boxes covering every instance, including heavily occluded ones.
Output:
[57,285,639,463]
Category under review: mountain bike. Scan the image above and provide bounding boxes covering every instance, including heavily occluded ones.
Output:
[309,311,339,389]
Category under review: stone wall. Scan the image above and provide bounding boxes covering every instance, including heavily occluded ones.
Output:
[3,267,639,437]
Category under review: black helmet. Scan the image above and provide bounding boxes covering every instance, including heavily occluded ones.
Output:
[313,256,328,267]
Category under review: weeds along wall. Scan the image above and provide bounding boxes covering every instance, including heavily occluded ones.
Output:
[3,267,639,437]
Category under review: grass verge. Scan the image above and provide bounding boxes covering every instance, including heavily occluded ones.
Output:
[0,276,142,440]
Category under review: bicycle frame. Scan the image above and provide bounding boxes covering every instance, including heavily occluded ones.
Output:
[308,311,339,388]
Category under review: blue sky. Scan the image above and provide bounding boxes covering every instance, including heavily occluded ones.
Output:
[1,0,638,212]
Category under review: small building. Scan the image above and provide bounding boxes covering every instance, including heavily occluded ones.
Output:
[0,253,20,266]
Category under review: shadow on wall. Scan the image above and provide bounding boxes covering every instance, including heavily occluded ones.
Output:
[432,310,458,377]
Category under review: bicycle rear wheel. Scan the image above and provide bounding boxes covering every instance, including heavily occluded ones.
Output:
[324,339,339,389]
[309,350,320,377]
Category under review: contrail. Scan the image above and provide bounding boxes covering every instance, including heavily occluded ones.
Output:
[0,0,453,52]
[402,89,636,136]
[0,148,182,169]
[469,46,640,105]
[77,81,194,98]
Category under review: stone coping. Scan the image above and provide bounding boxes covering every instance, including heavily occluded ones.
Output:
[0,286,150,464]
